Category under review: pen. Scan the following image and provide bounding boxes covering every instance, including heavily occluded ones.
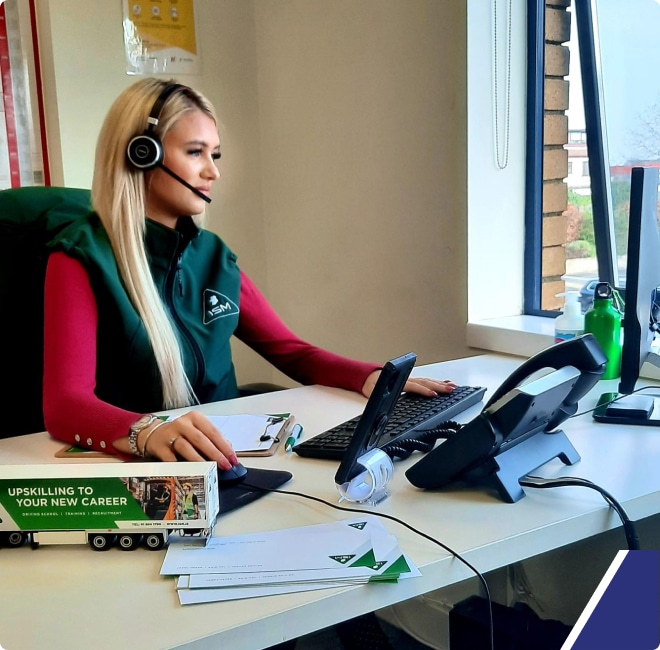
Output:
[284,423,304,452]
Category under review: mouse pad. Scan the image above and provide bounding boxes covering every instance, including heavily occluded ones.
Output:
[218,467,293,515]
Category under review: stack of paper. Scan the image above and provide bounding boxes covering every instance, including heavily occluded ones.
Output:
[160,516,421,605]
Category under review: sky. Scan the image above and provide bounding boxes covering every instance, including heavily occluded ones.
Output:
[567,0,660,165]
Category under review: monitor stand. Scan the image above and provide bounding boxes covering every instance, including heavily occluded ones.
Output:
[461,430,581,503]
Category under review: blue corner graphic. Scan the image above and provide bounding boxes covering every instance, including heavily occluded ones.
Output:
[563,550,659,650]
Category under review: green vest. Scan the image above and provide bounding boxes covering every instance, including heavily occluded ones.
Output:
[49,213,242,412]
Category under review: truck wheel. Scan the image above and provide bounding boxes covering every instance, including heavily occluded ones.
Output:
[4,531,26,547]
[143,533,165,550]
[89,534,114,551]
[117,534,141,551]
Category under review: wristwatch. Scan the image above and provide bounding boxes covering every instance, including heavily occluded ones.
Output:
[128,414,158,457]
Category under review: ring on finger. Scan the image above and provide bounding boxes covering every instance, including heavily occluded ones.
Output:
[168,435,184,450]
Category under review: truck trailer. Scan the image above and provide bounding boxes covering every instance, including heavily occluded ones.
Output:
[0,461,219,551]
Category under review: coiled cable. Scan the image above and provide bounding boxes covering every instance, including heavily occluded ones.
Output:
[382,420,463,460]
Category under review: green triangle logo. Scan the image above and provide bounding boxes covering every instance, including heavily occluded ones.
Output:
[381,555,411,576]
[350,549,387,571]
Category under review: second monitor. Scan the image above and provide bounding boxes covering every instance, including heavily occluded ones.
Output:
[594,166,660,426]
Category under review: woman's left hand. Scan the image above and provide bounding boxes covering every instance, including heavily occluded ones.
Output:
[361,370,457,398]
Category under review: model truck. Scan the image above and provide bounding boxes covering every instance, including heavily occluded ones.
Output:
[0,461,219,551]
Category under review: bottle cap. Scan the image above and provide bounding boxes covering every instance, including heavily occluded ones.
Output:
[594,282,613,300]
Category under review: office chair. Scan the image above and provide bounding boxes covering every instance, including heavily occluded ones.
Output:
[238,382,285,397]
[0,186,284,440]
[0,186,93,438]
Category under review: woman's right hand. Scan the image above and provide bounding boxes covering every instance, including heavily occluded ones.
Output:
[117,411,239,469]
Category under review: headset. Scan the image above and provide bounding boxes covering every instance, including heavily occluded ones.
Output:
[126,83,212,204]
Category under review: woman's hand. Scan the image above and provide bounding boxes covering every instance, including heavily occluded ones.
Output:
[361,369,457,399]
[115,411,239,469]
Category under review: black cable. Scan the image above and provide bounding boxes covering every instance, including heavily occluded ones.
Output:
[381,421,463,460]
[239,480,495,650]
[520,475,640,550]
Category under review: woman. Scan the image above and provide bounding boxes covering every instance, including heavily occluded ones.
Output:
[181,483,199,520]
[43,78,454,468]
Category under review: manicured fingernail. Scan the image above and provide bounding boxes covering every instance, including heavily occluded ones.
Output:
[220,459,232,470]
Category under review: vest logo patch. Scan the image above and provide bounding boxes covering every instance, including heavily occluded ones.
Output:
[203,290,239,324]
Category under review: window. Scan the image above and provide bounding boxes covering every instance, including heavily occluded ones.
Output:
[576,0,660,292]
[525,0,658,318]
[569,130,586,144]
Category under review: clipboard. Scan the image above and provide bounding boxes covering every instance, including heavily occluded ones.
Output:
[206,413,293,457]
[237,439,284,457]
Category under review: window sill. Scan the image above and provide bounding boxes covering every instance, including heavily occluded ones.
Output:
[467,315,554,358]
[467,315,660,383]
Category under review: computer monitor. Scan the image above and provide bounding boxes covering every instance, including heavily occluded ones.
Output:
[618,166,660,395]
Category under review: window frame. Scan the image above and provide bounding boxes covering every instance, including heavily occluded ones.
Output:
[523,0,546,317]
[523,0,619,317]
[573,0,618,288]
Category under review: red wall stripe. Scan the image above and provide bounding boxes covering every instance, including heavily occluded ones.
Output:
[0,3,20,188]
[28,0,50,186]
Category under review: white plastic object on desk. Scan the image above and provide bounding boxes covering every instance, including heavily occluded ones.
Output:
[335,448,394,506]
[555,291,585,343]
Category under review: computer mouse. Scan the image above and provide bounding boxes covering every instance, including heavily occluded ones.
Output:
[217,462,248,486]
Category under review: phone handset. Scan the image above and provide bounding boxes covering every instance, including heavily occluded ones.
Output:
[484,334,608,429]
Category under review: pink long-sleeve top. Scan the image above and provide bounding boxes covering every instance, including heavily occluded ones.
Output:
[43,252,379,454]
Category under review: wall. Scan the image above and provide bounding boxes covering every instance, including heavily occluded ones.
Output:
[35,0,470,386]
[466,0,572,321]
[466,0,528,323]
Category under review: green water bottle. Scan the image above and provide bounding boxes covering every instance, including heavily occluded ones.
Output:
[584,282,622,380]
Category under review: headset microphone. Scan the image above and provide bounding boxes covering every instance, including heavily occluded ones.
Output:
[126,83,212,204]
[158,163,211,203]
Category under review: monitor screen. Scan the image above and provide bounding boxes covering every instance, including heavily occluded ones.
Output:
[619,166,660,395]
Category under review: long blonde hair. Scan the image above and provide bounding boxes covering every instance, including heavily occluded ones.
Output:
[91,78,218,409]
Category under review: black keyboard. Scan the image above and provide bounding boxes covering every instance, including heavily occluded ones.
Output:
[294,385,486,460]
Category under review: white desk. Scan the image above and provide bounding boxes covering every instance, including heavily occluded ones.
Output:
[1,353,660,650]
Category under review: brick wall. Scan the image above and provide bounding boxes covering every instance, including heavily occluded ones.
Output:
[542,0,571,310]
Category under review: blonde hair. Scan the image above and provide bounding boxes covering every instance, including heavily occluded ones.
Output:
[91,78,218,409]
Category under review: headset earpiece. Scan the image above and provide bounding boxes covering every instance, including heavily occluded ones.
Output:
[126,83,184,171]
[126,133,163,170]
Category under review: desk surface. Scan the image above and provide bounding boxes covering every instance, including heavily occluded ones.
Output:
[1,353,660,650]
